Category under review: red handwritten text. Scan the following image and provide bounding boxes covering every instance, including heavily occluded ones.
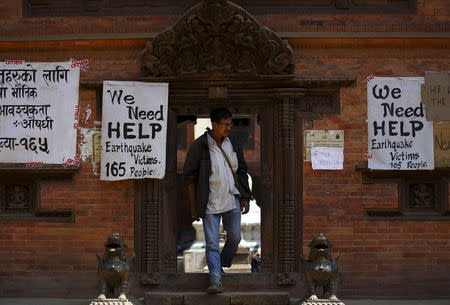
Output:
[4,60,24,65]
[73,105,80,129]
[26,161,44,167]
[362,153,373,159]
[363,74,375,85]
[62,155,81,167]
[71,59,89,71]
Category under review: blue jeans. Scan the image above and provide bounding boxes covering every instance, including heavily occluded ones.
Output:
[203,198,241,282]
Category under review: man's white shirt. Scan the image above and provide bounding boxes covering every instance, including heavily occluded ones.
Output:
[206,133,240,214]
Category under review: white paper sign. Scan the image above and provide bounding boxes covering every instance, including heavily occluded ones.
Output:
[311,147,343,170]
[0,61,79,164]
[304,130,344,162]
[368,77,434,170]
[101,81,168,181]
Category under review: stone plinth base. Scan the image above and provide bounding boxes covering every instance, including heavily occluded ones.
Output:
[301,299,345,305]
[89,299,134,305]
[145,291,290,305]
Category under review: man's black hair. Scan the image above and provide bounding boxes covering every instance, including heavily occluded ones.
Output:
[210,107,232,123]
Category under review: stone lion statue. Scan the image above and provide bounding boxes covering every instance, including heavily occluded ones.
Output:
[302,233,340,302]
[96,233,134,301]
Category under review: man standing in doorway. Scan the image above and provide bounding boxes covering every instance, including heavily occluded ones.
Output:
[184,107,252,293]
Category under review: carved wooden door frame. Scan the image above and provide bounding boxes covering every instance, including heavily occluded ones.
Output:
[133,0,354,294]
[134,81,352,293]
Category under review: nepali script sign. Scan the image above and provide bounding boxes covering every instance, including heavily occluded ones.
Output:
[368,77,434,170]
[0,61,79,164]
[101,81,168,181]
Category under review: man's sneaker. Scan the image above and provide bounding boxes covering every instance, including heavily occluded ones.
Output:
[207,280,223,294]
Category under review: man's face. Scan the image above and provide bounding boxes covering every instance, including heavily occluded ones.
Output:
[212,117,233,138]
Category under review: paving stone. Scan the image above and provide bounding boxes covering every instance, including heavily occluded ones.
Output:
[144,292,184,305]
[230,292,290,305]
[184,292,230,305]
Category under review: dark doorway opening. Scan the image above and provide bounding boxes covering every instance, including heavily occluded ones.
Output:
[174,114,261,274]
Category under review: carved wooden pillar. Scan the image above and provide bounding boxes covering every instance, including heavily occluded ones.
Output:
[160,108,178,272]
[276,97,298,280]
[140,179,161,284]
[139,109,178,285]
[259,105,275,272]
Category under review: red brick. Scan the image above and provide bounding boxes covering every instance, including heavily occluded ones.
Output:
[0,0,449,299]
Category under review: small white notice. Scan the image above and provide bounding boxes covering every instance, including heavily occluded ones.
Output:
[311,147,344,170]
[304,130,344,162]
[101,81,168,181]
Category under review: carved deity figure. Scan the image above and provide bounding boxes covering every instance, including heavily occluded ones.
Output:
[140,0,294,78]
[410,184,433,208]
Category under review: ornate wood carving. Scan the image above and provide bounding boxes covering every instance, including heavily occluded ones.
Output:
[279,98,295,148]
[140,273,160,286]
[357,165,450,220]
[1,185,31,213]
[137,179,163,276]
[276,98,298,277]
[0,167,77,222]
[83,0,104,12]
[141,0,294,78]
[278,195,297,272]
[297,91,340,115]
[159,110,178,272]
[334,0,351,10]
[259,106,274,272]
[277,272,298,285]
[409,183,435,208]
[142,199,160,274]
[139,164,177,277]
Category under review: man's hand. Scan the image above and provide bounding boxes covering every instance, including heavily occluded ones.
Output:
[240,199,250,214]
[188,184,200,221]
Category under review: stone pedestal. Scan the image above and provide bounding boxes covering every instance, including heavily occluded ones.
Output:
[300,299,345,305]
[89,299,134,305]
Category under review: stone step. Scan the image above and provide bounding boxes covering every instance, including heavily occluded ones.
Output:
[2,298,450,305]
[202,264,251,273]
[221,264,251,273]
[144,291,290,305]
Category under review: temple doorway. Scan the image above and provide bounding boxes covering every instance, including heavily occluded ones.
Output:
[175,115,261,274]
[133,0,350,296]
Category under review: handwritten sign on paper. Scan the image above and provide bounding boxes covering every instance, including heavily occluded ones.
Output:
[311,147,344,170]
[433,121,450,167]
[422,71,450,121]
[101,81,168,181]
[304,130,344,162]
[367,77,434,170]
[0,61,79,164]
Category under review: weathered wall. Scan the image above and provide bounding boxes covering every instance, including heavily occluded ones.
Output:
[0,0,449,299]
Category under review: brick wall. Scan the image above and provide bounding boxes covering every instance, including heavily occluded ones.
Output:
[300,39,450,297]
[0,38,141,297]
[0,0,449,299]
